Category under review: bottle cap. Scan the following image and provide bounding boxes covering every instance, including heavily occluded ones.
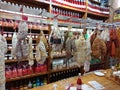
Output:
[79,73,81,76]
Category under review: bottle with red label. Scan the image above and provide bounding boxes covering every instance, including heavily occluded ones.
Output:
[17,65,22,77]
[12,66,18,78]
[77,73,82,90]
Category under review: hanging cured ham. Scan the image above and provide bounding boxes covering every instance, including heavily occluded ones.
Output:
[11,32,18,59]
[0,34,7,90]
[35,36,48,64]
[28,35,34,66]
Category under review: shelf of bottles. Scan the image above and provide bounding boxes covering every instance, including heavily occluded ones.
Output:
[50,67,80,83]
[52,0,86,12]
[88,0,109,17]
[90,62,106,71]
[6,75,48,89]
[0,18,49,83]
[51,0,109,17]
[51,5,84,24]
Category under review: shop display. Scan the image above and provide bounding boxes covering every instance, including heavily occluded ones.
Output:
[6,76,47,90]
[35,36,48,64]
[91,30,107,59]
[11,32,17,59]
[0,33,7,90]
[2,0,120,90]
[50,67,80,83]
[28,35,34,66]
[88,0,109,15]
[52,0,86,10]
[65,32,74,59]
[5,63,47,79]
[52,6,80,18]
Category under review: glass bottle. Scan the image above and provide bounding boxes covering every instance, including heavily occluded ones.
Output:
[28,80,32,89]
[36,78,40,87]
[76,73,82,90]
[32,79,36,88]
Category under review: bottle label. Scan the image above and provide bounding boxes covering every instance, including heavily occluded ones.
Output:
[77,85,82,89]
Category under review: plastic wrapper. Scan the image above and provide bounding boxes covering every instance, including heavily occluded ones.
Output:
[35,37,48,64]
[11,32,18,58]
[28,35,34,66]
[16,40,29,61]
[17,21,28,40]
[35,45,42,63]
[49,27,63,52]
[0,34,7,87]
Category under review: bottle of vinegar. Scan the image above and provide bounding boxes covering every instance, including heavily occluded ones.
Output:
[77,73,82,90]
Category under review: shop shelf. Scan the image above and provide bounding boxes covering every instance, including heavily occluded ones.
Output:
[5,59,28,63]
[50,66,78,73]
[6,71,49,82]
[52,55,66,59]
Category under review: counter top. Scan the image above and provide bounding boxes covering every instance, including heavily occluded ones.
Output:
[31,71,120,90]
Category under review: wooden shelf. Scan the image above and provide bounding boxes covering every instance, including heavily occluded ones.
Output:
[5,57,49,63]
[2,0,109,85]
[1,25,49,31]
[88,11,109,18]
[52,55,66,59]
[50,67,78,73]
[6,71,48,82]
[52,2,86,13]
[5,59,28,63]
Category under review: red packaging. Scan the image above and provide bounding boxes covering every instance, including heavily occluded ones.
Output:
[22,68,28,76]
[43,65,47,72]
[40,65,45,72]
[27,66,33,75]
[35,65,41,73]
[22,65,28,76]
[5,69,12,79]
[12,67,18,78]
[35,66,39,73]
[22,15,28,21]
[17,68,22,77]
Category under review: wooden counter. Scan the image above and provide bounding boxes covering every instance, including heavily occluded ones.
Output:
[31,71,120,90]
